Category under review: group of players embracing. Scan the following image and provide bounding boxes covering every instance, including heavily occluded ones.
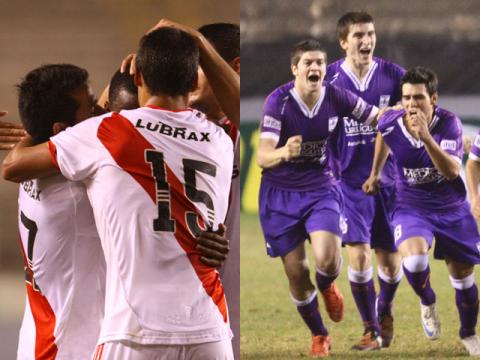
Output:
[0,19,240,360]
[258,11,480,357]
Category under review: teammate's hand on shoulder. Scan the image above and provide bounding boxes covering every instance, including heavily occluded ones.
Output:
[362,175,380,195]
[0,111,27,150]
[197,224,230,268]
[283,135,302,161]
[376,105,403,123]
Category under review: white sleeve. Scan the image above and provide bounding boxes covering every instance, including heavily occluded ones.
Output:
[49,117,103,181]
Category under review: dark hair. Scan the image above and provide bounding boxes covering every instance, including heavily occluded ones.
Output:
[337,12,374,40]
[108,69,138,112]
[198,23,239,62]
[290,39,326,66]
[17,64,89,143]
[136,27,199,97]
[401,66,438,96]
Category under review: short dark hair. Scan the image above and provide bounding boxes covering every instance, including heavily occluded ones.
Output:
[198,23,239,62]
[401,66,438,96]
[108,69,138,112]
[337,12,374,41]
[17,64,89,143]
[290,39,326,66]
[136,27,199,97]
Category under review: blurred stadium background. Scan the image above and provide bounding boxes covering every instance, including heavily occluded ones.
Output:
[240,0,480,358]
[0,0,238,357]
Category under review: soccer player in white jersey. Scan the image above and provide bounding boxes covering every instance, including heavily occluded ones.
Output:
[14,64,106,360]
[6,61,231,360]
[190,22,241,360]
[3,25,236,359]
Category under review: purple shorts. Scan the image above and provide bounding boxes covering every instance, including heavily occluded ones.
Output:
[392,202,480,264]
[341,182,396,252]
[258,181,344,257]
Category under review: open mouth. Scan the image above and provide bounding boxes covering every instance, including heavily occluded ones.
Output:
[359,49,371,56]
[308,74,320,82]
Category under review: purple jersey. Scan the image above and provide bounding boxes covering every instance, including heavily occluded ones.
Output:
[469,130,480,162]
[260,81,378,191]
[378,106,466,211]
[325,57,405,187]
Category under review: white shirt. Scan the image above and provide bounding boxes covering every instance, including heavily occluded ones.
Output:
[49,106,233,345]
[17,175,105,360]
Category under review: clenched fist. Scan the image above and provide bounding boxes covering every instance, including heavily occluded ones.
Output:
[282,135,302,161]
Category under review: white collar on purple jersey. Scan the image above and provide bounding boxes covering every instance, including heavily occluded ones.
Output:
[289,86,326,118]
[397,113,441,148]
[340,60,378,92]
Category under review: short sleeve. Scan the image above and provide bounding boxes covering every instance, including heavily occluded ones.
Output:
[49,116,103,181]
[439,115,463,162]
[260,91,283,144]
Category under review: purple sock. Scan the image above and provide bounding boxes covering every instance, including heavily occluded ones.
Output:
[403,265,436,305]
[350,279,380,333]
[315,259,341,291]
[377,276,401,317]
[294,293,328,336]
[456,284,479,339]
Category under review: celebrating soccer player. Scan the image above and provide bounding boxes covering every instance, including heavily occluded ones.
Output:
[364,66,480,356]
[257,39,379,357]
[3,23,238,358]
[325,12,405,350]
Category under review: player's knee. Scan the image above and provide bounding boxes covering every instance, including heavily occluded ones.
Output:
[285,266,311,288]
[447,260,474,280]
[316,255,342,275]
[348,266,373,283]
[377,263,399,278]
[348,250,371,271]
[403,254,429,273]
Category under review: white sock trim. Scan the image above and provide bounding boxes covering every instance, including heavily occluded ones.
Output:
[449,273,476,290]
[377,266,404,284]
[316,256,343,278]
[290,290,318,306]
[403,254,429,273]
[348,266,373,284]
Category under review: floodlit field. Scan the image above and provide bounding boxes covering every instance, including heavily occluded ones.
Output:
[240,213,479,359]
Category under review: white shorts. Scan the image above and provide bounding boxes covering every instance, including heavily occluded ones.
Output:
[92,339,234,360]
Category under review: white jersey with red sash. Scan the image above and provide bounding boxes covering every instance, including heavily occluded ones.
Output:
[17,175,105,360]
[48,105,233,345]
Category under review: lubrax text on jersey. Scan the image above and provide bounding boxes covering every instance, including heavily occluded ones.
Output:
[135,119,211,142]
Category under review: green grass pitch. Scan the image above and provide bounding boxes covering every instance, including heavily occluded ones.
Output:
[240,213,479,359]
